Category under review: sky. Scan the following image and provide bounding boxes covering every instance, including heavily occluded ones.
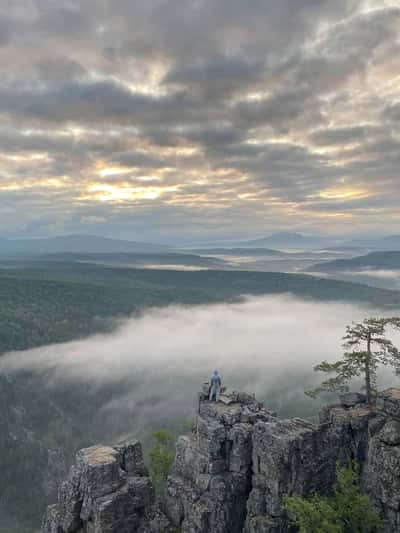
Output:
[0,0,399,241]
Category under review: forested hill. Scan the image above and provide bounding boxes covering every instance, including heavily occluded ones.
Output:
[0,234,171,256]
[1,261,400,531]
[308,251,400,272]
[1,261,400,355]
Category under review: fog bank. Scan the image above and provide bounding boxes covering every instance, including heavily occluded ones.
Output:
[1,295,399,435]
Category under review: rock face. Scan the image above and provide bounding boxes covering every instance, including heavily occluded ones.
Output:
[46,447,68,504]
[164,390,276,533]
[246,403,373,532]
[43,387,400,533]
[365,388,400,532]
[42,440,172,533]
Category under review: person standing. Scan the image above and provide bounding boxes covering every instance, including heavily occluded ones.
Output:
[209,370,222,402]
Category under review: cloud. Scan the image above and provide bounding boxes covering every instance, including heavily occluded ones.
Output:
[0,81,200,125]
[0,1,399,239]
[2,295,399,433]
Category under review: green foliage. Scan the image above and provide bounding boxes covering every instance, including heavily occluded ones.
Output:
[285,494,341,533]
[333,466,383,532]
[285,464,383,533]
[0,261,399,530]
[149,429,175,492]
[1,260,400,358]
[307,317,400,403]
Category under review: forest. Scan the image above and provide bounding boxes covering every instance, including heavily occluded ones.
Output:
[1,261,400,531]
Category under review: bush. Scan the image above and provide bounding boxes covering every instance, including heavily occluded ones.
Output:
[285,464,383,533]
[149,429,175,492]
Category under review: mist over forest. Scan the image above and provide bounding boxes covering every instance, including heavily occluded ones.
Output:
[0,295,378,424]
[1,242,400,531]
[1,0,400,530]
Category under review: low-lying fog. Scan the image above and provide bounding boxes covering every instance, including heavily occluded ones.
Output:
[1,295,399,440]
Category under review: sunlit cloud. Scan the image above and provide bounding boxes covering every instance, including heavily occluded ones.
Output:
[0,1,398,238]
[83,183,177,203]
[97,166,133,178]
[316,187,371,201]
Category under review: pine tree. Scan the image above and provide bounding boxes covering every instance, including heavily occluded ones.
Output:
[307,317,400,404]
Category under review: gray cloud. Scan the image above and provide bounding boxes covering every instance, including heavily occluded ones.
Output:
[0,0,399,238]
[0,81,201,125]
[308,126,377,146]
[383,102,400,124]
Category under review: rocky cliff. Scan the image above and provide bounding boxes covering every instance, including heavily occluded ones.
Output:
[42,440,172,533]
[43,387,400,532]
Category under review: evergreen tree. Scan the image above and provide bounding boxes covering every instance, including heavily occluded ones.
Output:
[307,317,400,404]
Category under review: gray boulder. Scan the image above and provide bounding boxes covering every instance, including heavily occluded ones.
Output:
[42,440,172,533]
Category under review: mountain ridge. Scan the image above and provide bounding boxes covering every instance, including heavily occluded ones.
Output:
[308,251,400,272]
[0,234,171,256]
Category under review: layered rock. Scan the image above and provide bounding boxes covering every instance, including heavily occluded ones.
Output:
[246,396,375,532]
[164,390,276,533]
[365,388,400,531]
[46,447,68,504]
[42,387,400,533]
[42,440,172,533]
[245,389,400,532]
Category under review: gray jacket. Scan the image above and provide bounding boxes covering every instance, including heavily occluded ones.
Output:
[210,374,221,388]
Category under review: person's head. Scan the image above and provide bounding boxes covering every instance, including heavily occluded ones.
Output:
[214,370,219,376]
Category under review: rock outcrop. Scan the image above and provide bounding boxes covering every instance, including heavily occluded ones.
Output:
[43,387,400,533]
[164,390,276,533]
[42,440,172,533]
[245,399,373,532]
[46,447,68,504]
[365,388,400,531]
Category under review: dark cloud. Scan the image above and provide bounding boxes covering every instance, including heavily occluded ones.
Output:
[308,126,378,146]
[0,16,13,46]
[34,57,87,83]
[0,80,204,125]
[0,0,398,239]
[382,102,400,124]
[232,87,320,132]
[34,3,94,38]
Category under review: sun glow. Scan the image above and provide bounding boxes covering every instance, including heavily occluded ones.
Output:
[317,187,371,201]
[97,166,133,178]
[84,183,176,202]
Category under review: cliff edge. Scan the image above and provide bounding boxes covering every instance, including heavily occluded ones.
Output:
[43,387,400,532]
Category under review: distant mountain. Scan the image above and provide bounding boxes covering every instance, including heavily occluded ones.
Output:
[235,232,329,250]
[345,235,400,251]
[38,252,228,269]
[308,251,400,272]
[322,246,369,255]
[0,234,172,256]
[187,247,286,257]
